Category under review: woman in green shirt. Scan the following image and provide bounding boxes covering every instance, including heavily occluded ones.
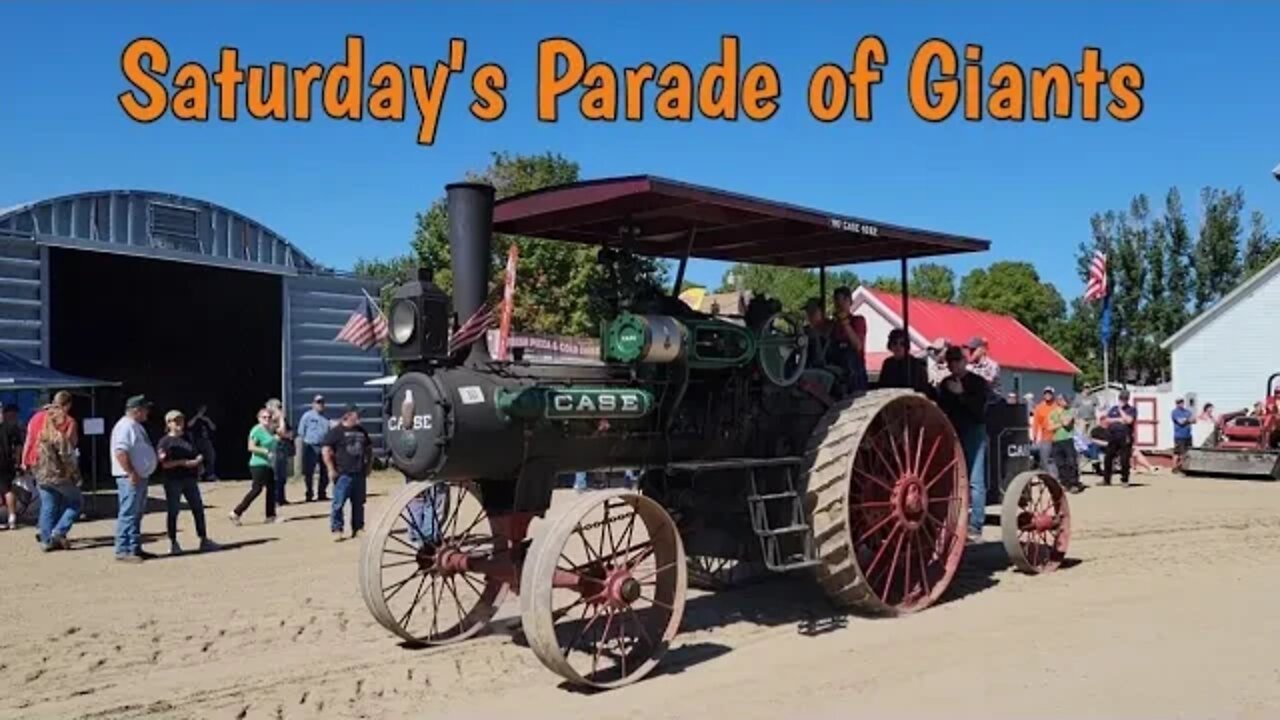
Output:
[229,407,280,525]
[1049,394,1085,494]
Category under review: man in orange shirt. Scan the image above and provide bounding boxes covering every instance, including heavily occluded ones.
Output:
[1031,386,1058,477]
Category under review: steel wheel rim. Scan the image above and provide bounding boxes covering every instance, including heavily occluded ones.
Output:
[359,480,507,645]
[521,490,686,689]
[1002,472,1070,574]
[843,395,968,614]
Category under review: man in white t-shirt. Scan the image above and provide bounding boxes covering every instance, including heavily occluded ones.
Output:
[111,395,158,564]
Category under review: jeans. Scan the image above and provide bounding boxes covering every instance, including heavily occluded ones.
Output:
[115,475,149,556]
[273,452,291,503]
[1035,441,1057,477]
[163,477,208,542]
[961,425,988,534]
[37,484,81,544]
[1050,439,1080,488]
[330,472,367,533]
[234,465,276,519]
[573,472,588,491]
[301,443,329,499]
[408,482,449,544]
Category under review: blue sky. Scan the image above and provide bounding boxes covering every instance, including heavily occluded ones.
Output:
[1,2,1277,296]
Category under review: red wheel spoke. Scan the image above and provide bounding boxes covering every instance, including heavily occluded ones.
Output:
[912,425,927,477]
[634,560,678,583]
[902,534,913,602]
[914,534,931,599]
[852,464,896,494]
[864,525,901,579]
[857,510,897,544]
[924,457,959,489]
[876,530,906,604]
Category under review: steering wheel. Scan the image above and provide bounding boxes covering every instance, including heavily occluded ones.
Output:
[757,312,809,387]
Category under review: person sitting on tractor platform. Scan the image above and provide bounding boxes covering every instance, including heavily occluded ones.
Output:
[1171,397,1194,472]
[937,345,990,543]
[877,328,933,399]
[1101,390,1137,487]
[830,287,869,393]
[802,298,832,370]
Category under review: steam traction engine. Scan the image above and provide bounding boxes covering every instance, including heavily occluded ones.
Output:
[359,178,1073,689]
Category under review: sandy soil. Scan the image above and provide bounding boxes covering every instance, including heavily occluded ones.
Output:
[2,468,1278,720]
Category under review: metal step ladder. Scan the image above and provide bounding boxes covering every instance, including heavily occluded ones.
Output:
[745,460,821,572]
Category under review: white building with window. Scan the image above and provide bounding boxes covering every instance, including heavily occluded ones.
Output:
[1160,254,1280,418]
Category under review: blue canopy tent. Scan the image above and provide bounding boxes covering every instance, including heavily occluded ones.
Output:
[0,350,120,516]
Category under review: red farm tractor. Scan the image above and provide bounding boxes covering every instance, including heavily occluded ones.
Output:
[1181,373,1280,481]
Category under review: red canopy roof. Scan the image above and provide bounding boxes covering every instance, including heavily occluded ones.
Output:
[863,288,1080,376]
[492,175,990,268]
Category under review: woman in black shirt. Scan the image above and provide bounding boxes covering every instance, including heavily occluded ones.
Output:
[157,410,219,555]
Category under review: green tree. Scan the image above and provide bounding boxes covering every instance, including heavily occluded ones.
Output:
[353,253,418,306]
[908,262,955,302]
[956,261,1066,336]
[1243,210,1277,278]
[1160,188,1195,338]
[716,264,859,312]
[1193,187,1245,310]
[409,151,666,335]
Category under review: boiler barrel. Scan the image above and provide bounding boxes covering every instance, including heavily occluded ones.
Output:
[385,369,674,481]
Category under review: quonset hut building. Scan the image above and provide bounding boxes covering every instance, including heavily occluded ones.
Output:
[0,190,387,479]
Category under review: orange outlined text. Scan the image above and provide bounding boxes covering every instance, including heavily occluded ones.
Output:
[906,41,1144,122]
[117,36,473,145]
[117,35,1146,145]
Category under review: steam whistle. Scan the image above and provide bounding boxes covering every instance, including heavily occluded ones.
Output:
[401,389,415,430]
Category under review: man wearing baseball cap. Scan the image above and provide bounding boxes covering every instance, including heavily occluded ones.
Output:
[965,337,1001,394]
[1031,387,1058,477]
[1170,397,1194,472]
[1101,389,1137,487]
[297,394,332,502]
[111,395,158,562]
[322,404,373,541]
[937,345,991,543]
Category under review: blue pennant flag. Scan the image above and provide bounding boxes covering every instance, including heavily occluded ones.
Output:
[1099,295,1112,347]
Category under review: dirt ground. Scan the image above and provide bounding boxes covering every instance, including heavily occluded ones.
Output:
[2,468,1278,720]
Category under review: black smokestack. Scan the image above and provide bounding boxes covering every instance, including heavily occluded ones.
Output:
[446,182,496,360]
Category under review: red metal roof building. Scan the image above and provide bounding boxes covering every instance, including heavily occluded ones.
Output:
[848,287,1079,392]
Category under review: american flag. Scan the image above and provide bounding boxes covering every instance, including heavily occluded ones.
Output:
[1083,250,1108,302]
[448,304,496,355]
[335,297,389,351]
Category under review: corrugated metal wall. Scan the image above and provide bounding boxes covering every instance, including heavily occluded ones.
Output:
[0,231,44,363]
[0,191,315,271]
[0,192,388,451]
[284,273,387,445]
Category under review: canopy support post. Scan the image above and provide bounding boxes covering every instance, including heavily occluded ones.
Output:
[819,266,827,312]
[89,388,98,517]
[670,228,698,297]
[900,256,910,338]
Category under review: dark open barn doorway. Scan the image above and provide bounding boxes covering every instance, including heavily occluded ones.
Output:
[48,247,282,481]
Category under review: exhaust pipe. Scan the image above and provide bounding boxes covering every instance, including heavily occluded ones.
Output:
[446,182,496,362]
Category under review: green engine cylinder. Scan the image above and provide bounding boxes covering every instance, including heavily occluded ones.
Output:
[602,313,687,363]
[601,312,755,369]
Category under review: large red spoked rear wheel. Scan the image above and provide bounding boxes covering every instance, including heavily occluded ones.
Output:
[359,480,509,645]
[1001,471,1071,574]
[806,390,969,616]
[520,489,686,689]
